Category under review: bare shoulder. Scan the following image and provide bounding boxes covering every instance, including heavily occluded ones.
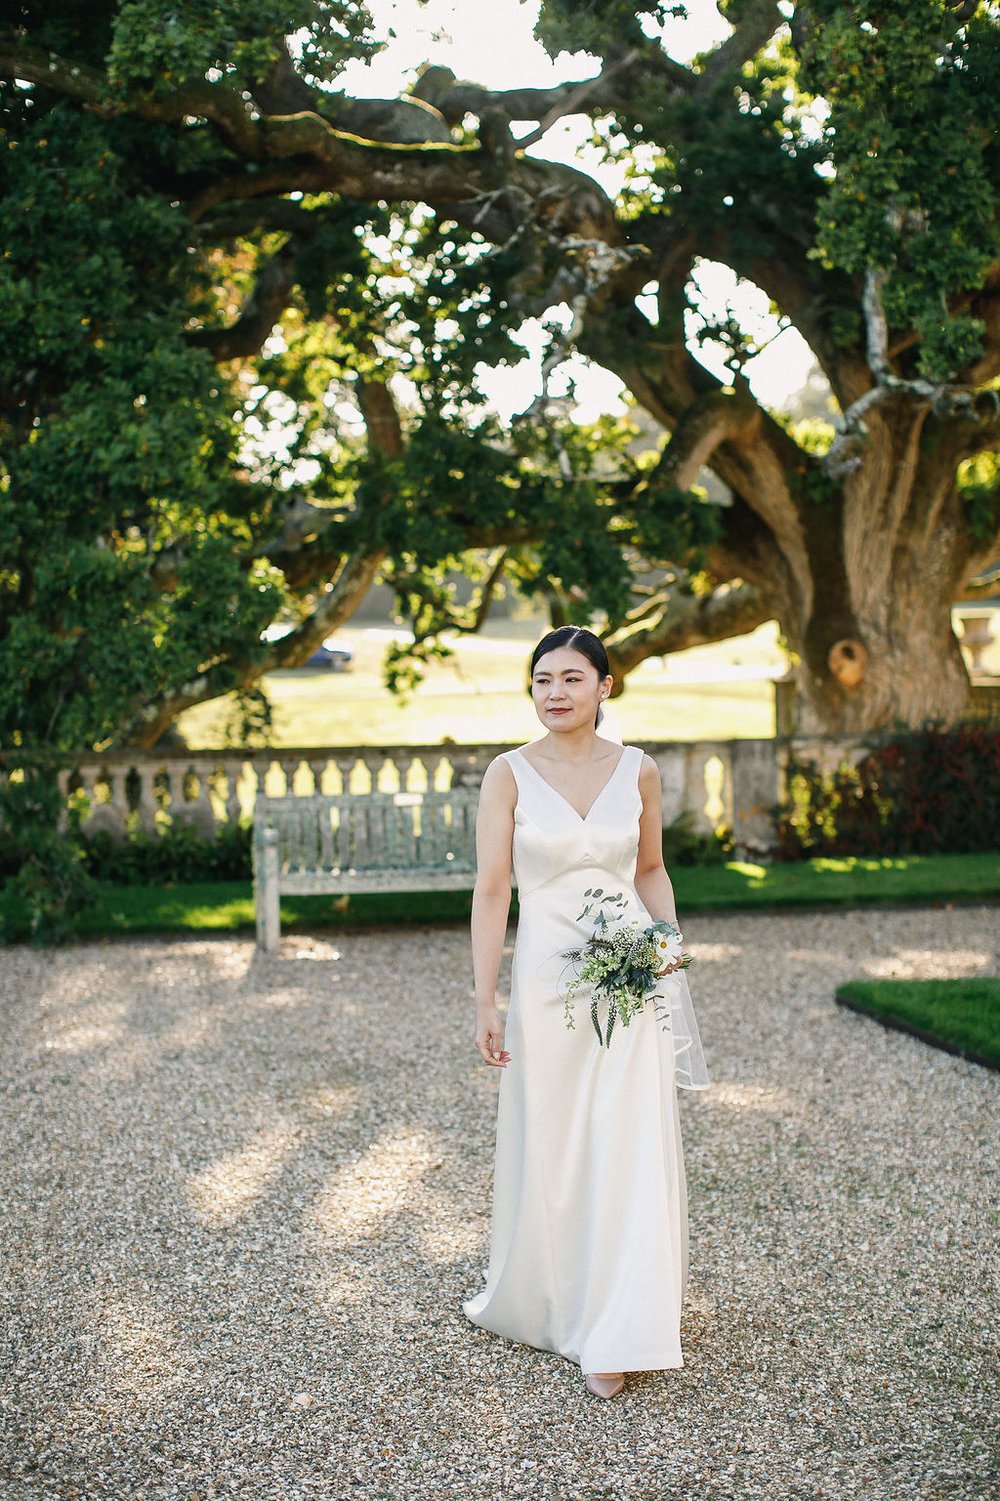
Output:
[638,751,662,801]
[638,751,661,783]
[479,752,517,802]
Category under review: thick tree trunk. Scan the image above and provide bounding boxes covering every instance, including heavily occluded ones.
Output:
[783,573,972,735]
[614,375,988,734]
[772,407,976,734]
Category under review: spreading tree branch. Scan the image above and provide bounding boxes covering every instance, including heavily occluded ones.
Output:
[956,563,1000,602]
[411,47,694,129]
[699,0,784,87]
[125,542,387,747]
[605,579,776,686]
[187,237,300,362]
[513,50,641,150]
[0,35,603,237]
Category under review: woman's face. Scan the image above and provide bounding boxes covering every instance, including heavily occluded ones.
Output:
[530,646,612,731]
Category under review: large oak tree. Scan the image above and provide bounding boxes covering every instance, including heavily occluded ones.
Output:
[2,0,999,749]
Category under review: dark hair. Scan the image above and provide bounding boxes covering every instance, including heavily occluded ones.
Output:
[529,627,612,726]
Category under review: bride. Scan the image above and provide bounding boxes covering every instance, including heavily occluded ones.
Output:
[464,625,709,1399]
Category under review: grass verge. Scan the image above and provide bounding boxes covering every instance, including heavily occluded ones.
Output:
[2,851,997,942]
[62,884,476,936]
[674,852,1000,911]
[835,978,1000,1070]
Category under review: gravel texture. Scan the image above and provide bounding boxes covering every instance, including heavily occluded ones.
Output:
[1,904,998,1501]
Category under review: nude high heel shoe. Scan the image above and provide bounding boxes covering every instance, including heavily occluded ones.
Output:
[584,1372,625,1399]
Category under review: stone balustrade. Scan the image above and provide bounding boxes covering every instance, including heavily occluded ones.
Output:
[0,733,887,859]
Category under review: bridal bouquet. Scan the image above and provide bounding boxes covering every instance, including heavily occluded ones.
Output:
[561,889,693,1048]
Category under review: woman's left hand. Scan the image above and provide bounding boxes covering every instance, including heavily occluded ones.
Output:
[657,957,685,976]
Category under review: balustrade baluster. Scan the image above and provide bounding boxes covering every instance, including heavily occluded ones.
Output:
[165,765,187,827]
[390,753,411,793]
[319,802,334,869]
[56,769,72,833]
[222,761,243,826]
[309,759,327,796]
[135,764,160,835]
[109,769,130,841]
[682,747,716,835]
[703,753,726,828]
[361,755,382,794]
[278,759,300,797]
[354,801,372,867]
[335,801,352,869]
[333,757,355,796]
[182,766,217,838]
[415,754,442,794]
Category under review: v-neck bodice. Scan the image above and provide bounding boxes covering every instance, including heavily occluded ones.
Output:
[502,743,644,900]
[510,744,629,822]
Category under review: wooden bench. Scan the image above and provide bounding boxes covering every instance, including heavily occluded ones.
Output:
[253,788,479,952]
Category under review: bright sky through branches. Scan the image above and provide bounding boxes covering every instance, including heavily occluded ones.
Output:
[339,0,817,421]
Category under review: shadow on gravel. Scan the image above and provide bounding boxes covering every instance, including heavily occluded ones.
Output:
[1,913,998,1501]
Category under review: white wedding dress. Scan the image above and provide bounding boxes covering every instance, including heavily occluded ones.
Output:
[464,743,709,1374]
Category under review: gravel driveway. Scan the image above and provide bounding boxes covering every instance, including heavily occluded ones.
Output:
[1,904,998,1501]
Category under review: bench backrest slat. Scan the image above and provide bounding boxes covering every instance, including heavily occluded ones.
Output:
[255,789,479,874]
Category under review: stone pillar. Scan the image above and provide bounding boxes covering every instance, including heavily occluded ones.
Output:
[730,738,780,860]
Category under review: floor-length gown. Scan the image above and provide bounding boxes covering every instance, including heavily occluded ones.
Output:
[464,743,710,1374]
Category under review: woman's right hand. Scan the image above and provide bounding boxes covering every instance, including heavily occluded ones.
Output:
[475,1005,511,1068]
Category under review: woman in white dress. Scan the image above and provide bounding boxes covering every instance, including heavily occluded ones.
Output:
[464,626,709,1399]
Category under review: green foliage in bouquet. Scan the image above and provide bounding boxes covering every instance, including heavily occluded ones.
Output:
[561,889,692,1048]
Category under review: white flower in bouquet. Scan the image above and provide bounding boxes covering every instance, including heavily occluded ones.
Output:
[649,920,689,970]
[560,891,693,1048]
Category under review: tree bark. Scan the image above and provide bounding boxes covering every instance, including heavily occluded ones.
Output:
[743,408,985,734]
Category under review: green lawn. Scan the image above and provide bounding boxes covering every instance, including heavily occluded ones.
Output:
[674,852,1000,911]
[176,621,786,747]
[63,884,475,936]
[836,978,1000,1069]
[12,851,996,940]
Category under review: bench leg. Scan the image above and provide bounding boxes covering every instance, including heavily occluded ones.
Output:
[255,832,281,954]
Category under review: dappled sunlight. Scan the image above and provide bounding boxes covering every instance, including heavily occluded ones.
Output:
[726,861,768,880]
[246,982,346,1012]
[43,1016,126,1055]
[811,857,910,873]
[300,1084,359,1121]
[783,947,847,964]
[312,1131,439,1241]
[133,940,255,985]
[198,942,255,984]
[862,947,995,981]
[311,1261,383,1313]
[686,942,744,964]
[85,1291,190,1404]
[286,940,344,962]
[187,1123,300,1226]
[413,1187,484,1263]
[705,1080,799,1117]
[157,1011,215,1052]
